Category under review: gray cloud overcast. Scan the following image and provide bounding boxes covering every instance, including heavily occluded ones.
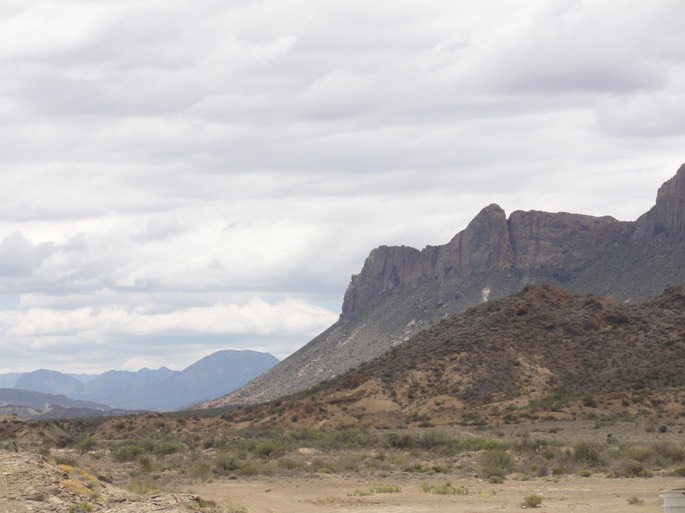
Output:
[0,0,683,373]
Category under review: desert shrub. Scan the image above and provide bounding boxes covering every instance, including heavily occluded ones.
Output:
[138,456,154,473]
[213,453,240,474]
[237,463,259,476]
[522,494,543,508]
[421,482,469,495]
[384,432,415,449]
[419,430,460,454]
[68,504,93,513]
[55,455,78,467]
[349,485,401,496]
[126,477,158,494]
[224,505,248,513]
[480,449,514,479]
[572,442,603,468]
[540,447,559,460]
[253,440,283,459]
[75,436,97,455]
[153,441,183,456]
[189,462,211,479]
[348,489,373,496]
[372,484,401,493]
[462,437,501,451]
[277,457,302,470]
[331,427,377,448]
[334,452,364,473]
[651,441,685,463]
[287,428,322,442]
[112,444,144,462]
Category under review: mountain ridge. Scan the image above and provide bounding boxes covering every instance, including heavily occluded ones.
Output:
[12,349,278,412]
[203,162,685,408]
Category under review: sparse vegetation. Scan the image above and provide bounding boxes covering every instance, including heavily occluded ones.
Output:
[420,482,469,495]
[4,413,685,496]
[348,485,401,496]
[521,494,543,508]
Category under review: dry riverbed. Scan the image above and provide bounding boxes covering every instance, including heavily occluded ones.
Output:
[189,474,683,513]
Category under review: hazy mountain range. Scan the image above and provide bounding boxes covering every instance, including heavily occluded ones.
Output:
[2,349,278,415]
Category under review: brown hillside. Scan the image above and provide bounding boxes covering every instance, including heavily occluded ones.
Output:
[225,284,685,428]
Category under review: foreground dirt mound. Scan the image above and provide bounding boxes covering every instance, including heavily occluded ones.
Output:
[0,450,204,512]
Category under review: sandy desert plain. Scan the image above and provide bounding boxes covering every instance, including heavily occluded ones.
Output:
[184,420,685,513]
[188,474,683,513]
[3,418,685,513]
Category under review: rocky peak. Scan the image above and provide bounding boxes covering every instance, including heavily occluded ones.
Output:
[342,204,628,317]
[632,163,685,241]
[456,203,513,273]
[341,245,421,318]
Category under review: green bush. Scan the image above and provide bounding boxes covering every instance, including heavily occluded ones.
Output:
[213,453,240,474]
[153,441,182,456]
[253,440,283,459]
[138,456,154,473]
[572,442,602,467]
[420,482,469,495]
[479,449,514,478]
[112,444,145,462]
[75,436,97,455]
[522,494,543,508]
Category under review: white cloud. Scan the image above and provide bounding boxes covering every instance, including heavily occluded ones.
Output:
[0,2,119,60]
[0,0,682,374]
[0,232,54,276]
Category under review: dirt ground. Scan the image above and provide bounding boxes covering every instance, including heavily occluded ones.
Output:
[189,475,684,513]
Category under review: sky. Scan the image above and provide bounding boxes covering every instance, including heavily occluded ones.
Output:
[0,0,684,374]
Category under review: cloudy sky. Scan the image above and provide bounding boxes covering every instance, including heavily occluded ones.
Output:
[0,0,683,374]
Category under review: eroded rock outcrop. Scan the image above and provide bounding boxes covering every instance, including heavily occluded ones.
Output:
[0,450,207,512]
[343,204,629,317]
[204,162,685,407]
[631,163,685,241]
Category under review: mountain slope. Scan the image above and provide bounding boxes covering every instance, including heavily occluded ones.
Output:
[204,162,685,408]
[223,285,685,428]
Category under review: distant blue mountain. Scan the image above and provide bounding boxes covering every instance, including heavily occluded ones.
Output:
[0,373,22,388]
[100,350,279,410]
[0,388,110,411]
[11,349,278,411]
[15,369,85,397]
[80,367,179,404]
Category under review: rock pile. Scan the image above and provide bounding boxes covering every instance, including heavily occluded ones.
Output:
[0,450,205,512]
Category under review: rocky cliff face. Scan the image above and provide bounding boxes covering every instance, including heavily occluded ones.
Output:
[631,163,685,242]
[342,204,629,318]
[202,163,685,408]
